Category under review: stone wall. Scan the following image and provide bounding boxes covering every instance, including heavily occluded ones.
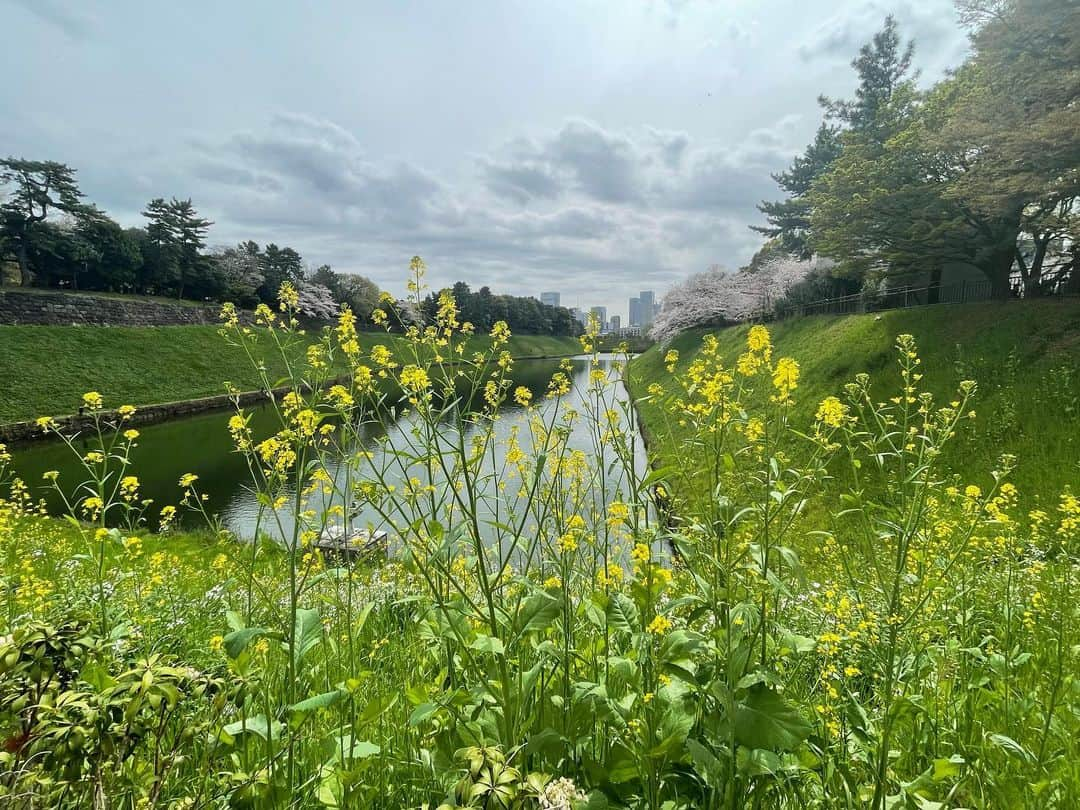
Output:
[0,289,248,326]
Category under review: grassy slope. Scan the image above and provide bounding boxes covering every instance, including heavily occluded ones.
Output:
[0,325,579,424]
[629,299,1080,510]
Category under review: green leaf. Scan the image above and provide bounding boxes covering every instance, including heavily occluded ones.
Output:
[606,593,639,634]
[223,714,282,742]
[733,685,812,751]
[470,634,505,656]
[223,627,272,659]
[291,690,343,715]
[514,592,562,638]
[294,608,323,663]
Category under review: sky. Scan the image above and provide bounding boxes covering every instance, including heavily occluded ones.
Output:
[2,0,971,320]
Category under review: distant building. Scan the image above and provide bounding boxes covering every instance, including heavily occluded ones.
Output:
[590,306,607,332]
[638,290,655,330]
[540,291,560,308]
[569,307,587,326]
[629,297,642,327]
[619,325,643,337]
[609,315,621,333]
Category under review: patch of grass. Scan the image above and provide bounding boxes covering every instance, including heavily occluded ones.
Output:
[629,299,1080,511]
[0,325,580,424]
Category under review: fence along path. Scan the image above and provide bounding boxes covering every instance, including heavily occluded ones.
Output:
[769,271,1078,321]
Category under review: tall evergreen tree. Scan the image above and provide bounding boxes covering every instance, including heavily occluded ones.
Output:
[752,124,842,258]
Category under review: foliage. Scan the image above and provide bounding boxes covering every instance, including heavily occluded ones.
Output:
[1,264,1078,807]
[421,282,583,337]
[749,3,1079,297]
[649,259,811,344]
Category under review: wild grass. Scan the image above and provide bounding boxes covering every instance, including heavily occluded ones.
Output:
[0,276,1077,808]
[0,324,579,424]
[628,299,1080,514]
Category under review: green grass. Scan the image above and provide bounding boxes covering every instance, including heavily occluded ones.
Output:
[0,326,579,424]
[629,299,1080,511]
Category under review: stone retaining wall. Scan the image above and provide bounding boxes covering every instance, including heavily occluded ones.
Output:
[0,388,279,445]
[0,289,249,326]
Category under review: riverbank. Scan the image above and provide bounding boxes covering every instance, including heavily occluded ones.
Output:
[0,325,579,429]
[628,298,1080,513]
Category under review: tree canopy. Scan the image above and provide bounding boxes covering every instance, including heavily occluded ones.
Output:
[751,0,1079,298]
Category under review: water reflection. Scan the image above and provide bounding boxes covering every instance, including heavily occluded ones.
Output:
[12,355,646,545]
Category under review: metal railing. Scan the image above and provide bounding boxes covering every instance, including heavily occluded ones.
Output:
[767,271,1077,322]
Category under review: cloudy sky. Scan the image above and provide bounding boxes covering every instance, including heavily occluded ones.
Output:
[3,0,970,319]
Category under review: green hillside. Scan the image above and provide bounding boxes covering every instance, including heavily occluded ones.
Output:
[0,325,579,424]
[629,299,1080,511]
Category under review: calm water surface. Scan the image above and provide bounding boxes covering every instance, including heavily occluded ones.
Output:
[12,355,646,544]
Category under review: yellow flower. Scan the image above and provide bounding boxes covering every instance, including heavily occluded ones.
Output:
[647,615,672,635]
[630,542,651,563]
[179,473,199,488]
[772,357,799,401]
[117,404,137,418]
[400,365,430,392]
[747,325,771,354]
[82,391,104,410]
[513,386,533,407]
[35,416,57,429]
[815,396,848,428]
[556,532,578,553]
[278,280,300,311]
[123,429,140,441]
[42,470,60,482]
[209,634,224,653]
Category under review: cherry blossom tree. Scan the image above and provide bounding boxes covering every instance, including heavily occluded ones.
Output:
[650,256,819,344]
[295,279,339,321]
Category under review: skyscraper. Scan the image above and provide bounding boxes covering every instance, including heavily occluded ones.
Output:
[589,306,607,332]
[638,290,655,330]
[629,297,642,327]
[610,315,621,333]
[540,291,560,308]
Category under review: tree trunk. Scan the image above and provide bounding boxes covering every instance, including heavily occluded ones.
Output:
[1025,236,1049,297]
[982,204,1023,300]
[15,241,32,287]
[927,266,942,304]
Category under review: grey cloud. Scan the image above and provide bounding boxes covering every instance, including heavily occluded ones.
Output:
[798,0,963,66]
[547,121,643,204]
[481,160,563,204]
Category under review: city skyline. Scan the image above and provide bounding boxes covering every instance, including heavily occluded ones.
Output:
[546,288,657,333]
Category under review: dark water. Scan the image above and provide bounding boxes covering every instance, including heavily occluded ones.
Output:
[10,355,645,543]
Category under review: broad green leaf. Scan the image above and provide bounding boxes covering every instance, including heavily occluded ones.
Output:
[294,608,323,663]
[514,592,562,637]
[733,685,812,751]
[606,593,640,634]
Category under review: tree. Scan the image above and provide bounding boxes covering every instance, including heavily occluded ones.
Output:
[936,0,1080,294]
[72,209,142,291]
[650,261,811,344]
[752,124,843,258]
[168,198,213,300]
[258,244,304,303]
[336,274,380,321]
[0,159,87,286]
[141,198,180,294]
[210,242,264,307]
[819,15,917,137]
[295,280,338,321]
